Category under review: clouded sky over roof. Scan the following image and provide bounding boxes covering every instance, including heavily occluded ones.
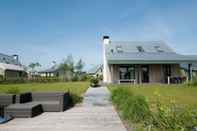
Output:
[0,0,197,70]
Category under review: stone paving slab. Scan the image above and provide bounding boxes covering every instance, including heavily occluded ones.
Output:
[0,87,127,131]
[83,86,111,106]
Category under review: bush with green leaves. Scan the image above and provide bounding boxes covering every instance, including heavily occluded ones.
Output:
[188,76,197,86]
[90,76,100,87]
[1,78,26,84]
[29,77,60,83]
[0,75,4,82]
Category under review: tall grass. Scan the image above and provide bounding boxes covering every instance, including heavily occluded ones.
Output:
[109,84,197,108]
[111,88,151,123]
[187,76,197,86]
[110,87,197,131]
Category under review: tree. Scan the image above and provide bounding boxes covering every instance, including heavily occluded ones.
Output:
[59,55,74,72]
[58,55,74,81]
[73,59,85,81]
[58,55,86,81]
[75,59,84,73]
[28,62,41,75]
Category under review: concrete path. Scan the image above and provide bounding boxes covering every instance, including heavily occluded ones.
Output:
[83,86,111,106]
[0,87,126,131]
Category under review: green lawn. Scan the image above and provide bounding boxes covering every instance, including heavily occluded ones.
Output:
[109,84,197,108]
[0,82,89,96]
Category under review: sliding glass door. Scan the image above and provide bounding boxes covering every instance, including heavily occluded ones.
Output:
[119,65,135,80]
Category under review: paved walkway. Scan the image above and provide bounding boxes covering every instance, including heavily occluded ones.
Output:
[0,87,126,131]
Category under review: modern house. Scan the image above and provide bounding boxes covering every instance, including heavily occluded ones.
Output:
[102,36,197,84]
[0,53,26,81]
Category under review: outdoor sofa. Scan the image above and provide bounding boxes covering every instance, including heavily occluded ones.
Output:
[4,92,71,118]
[0,94,16,123]
[0,94,15,116]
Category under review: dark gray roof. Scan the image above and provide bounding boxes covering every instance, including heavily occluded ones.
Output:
[39,65,60,73]
[107,52,197,64]
[106,41,197,64]
[106,41,173,54]
[0,53,20,65]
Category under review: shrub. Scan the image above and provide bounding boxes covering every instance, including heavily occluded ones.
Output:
[69,93,83,105]
[71,74,79,81]
[90,76,100,87]
[80,74,88,81]
[189,76,197,86]
[1,78,27,84]
[0,75,4,82]
[0,75,3,79]
[29,77,60,83]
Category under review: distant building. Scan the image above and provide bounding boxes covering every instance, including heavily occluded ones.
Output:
[87,65,103,77]
[0,53,26,81]
[38,66,72,80]
[38,66,61,77]
[181,62,197,77]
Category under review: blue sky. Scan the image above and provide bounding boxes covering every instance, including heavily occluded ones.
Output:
[0,0,197,70]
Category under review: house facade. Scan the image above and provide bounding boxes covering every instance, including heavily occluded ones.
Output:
[0,53,26,81]
[102,36,197,84]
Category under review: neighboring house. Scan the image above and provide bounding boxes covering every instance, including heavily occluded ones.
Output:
[102,36,197,84]
[38,66,61,77]
[38,66,72,80]
[87,65,103,77]
[181,62,197,77]
[0,53,26,81]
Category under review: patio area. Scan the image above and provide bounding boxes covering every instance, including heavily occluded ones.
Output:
[0,87,126,131]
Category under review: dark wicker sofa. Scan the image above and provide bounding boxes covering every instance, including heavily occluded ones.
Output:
[0,94,15,117]
[31,92,70,112]
[4,92,70,118]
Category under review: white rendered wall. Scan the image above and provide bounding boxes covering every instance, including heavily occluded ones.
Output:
[103,38,111,83]
[0,68,4,76]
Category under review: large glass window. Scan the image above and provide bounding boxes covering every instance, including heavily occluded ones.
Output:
[119,66,135,80]
[141,65,149,83]
[137,46,145,52]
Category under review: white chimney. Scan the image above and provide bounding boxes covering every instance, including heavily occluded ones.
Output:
[102,36,111,83]
[103,36,110,45]
[12,54,19,61]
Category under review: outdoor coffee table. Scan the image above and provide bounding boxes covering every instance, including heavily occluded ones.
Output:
[5,102,43,118]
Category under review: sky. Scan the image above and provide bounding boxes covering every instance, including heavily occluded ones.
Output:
[0,0,197,71]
